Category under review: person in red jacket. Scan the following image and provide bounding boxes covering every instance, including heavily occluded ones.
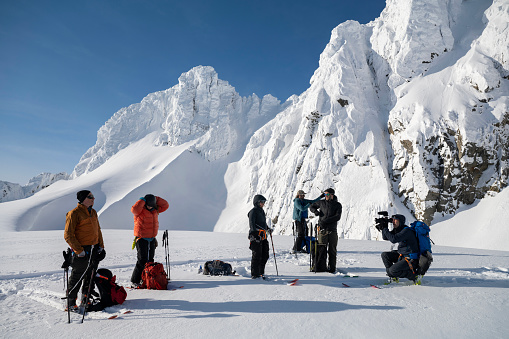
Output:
[130,194,169,287]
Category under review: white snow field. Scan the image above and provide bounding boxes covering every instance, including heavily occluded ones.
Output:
[0,230,508,338]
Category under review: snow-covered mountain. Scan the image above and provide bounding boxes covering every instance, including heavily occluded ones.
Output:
[0,0,507,251]
[217,0,509,241]
[71,66,283,177]
[0,172,69,203]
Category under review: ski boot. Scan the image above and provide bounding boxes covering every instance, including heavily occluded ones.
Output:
[413,275,423,285]
[384,277,399,285]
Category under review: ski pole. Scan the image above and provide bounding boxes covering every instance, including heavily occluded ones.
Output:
[269,231,279,276]
[309,223,312,271]
[60,248,72,323]
[292,222,297,259]
[163,230,170,280]
[65,268,70,323]
[314,225,318,273]
[80,246,96,323]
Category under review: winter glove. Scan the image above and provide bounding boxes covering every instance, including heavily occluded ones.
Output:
[154,238,158,248]
[249,234,261,243]
[96,247,106,262]
[313,210,321,216]
[132,237,137,250]
[320,193,326,199]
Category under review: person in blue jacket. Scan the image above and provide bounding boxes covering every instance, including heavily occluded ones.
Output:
[292,190,324,253]
[380,214,420,282]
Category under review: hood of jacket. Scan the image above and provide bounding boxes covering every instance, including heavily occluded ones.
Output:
[252,194,267,207]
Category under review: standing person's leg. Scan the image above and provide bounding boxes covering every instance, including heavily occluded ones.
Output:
[67,255,89,303]
[260,239,270,275]
[316,229,328,272]
[328,231,338,272]
[297,219,307,252]
[250,240,262,278]
[293,220,305,252]
[131,238,150,284]
[148,239,156,262]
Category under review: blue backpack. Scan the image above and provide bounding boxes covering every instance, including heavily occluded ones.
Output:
[409,221,434,275]
[410,221,432,254]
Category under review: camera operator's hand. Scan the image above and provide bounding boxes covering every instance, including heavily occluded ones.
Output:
[375,219,389,231]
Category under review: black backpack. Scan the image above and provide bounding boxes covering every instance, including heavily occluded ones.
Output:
[202,260,234,276]
[88,268,127,311]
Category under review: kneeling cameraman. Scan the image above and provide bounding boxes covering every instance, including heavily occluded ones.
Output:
[376,213,419,282]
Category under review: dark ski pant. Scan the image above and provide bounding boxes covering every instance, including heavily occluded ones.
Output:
[250,239,269,277]
[68,247,98,303]
[131,238,156,284]
[317,230,338,272]
[292,219,308,252]
[381,251,418,280]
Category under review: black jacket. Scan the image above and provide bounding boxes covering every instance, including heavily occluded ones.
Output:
[382,226,419,257]
[310,196,342,231]
[248,194,269,234]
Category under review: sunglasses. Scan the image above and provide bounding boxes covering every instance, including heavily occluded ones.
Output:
[324,193,331,196]
[87,195,95,199]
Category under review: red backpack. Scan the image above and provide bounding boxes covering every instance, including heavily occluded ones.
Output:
[109,275,128,304]
[141,262,168,290]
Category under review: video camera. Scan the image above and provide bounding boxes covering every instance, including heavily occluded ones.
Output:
[375,211,393,231]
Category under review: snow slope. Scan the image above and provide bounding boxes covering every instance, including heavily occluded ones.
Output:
[1,230,508,338]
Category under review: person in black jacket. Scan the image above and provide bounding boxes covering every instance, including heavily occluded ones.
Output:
[248,194,271,278]
[309,188,342,273]
[380,214,420,282]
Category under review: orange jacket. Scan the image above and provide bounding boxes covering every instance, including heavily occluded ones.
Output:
[132,196,169,238]
[64,203,104,253]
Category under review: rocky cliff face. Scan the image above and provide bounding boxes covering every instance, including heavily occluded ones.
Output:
[383,0,509,224]
[217,0,509,236]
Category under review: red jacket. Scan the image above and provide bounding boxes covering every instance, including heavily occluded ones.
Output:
[132,196,169,238]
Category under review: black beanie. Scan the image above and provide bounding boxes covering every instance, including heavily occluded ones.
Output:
[77,190,91,203]
[144,194,157,208]
[324,188,335,195]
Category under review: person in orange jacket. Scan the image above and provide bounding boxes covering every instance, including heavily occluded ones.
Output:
[64,190,105,311]
[130,194,169,287]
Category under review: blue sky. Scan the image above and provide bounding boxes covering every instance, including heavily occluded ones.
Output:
[0,0,385,184]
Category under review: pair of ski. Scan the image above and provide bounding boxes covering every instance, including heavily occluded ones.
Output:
[258,276,299,285]
[66,308,133,321]
[106,310,133,320]
[341,280,422,289]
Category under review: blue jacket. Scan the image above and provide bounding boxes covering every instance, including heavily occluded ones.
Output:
[293,196,323,220]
